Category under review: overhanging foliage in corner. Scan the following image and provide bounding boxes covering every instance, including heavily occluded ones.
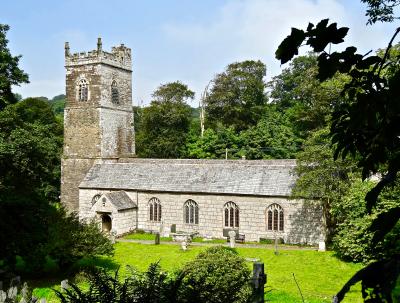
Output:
[276,17,400,302]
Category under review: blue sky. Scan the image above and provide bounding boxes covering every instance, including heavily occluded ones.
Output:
[2,0,399,106]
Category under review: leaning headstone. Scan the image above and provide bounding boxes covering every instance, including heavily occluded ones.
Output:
[0,290,6,302]
[318,241,326,252]
[228,230,236,248]
[251,262,267,303]
[155,232,160,245]
[274,234,279,255]
[60,279,69,291]
[110,230,116,244]
[7,286,17,300]
[181,241,187,251]
[21,282,29,301]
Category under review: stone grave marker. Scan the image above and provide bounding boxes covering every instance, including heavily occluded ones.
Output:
[228,230,236,248]
[155,232,160,245]
[251,262,267,303]
[181,241,187,251]
[318,241,326,252]
[61,279,69,291]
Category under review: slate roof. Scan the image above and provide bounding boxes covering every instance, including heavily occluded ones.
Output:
[103,191,137,210]
[80,159,297,197]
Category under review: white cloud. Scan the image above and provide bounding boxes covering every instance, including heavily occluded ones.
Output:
[162,0,397,106]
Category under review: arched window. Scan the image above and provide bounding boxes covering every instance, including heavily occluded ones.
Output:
[78,79,88,101]
[111,80,119,104]
[184,199,199,224]
[266,204,284,231]
[224,201,239,228]
[148,198,161,222]
[91,194,101,206]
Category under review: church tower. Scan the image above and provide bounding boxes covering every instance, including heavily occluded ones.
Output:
[61,38,135,212]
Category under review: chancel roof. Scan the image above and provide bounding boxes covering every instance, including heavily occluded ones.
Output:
[80,159,297,197]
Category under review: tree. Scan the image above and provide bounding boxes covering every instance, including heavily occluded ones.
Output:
[204,60,267,131]
[0,98,113,275]
[268,54,347,137]
[333,179,400,263]
[362,0,400,24]
[0,98,62,201]
[292,128,358,242]
[0,24,29,110]
[136,81,193,158]
[275,6,400,300]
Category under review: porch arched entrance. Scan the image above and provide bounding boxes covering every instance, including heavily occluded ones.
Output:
[101,214,112,232]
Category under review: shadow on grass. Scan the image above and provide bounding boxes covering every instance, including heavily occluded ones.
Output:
[27,256,119,294]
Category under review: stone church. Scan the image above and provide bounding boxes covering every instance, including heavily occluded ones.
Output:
[60,39,324,244]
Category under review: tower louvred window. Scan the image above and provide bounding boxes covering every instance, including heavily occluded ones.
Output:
[111,80,119,104]
[78,79,88,101]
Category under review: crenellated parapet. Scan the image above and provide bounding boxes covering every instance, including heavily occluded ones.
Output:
[65,38,132,71]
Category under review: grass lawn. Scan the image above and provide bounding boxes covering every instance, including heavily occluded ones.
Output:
[32,242,364,303]
[123,232,172,241]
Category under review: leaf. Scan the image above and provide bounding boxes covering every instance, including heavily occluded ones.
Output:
[370,206,400,244]
[356,55,382,69]
[276,28,306,64]
[307,20,349,52]
[333,257,400,302]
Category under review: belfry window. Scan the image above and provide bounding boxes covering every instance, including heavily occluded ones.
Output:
[78,79,88,101]
[224,201,239,228]
[266,204,284,231]
[184,199,199,224]
[111,80,119,104]
[149,197,161,222]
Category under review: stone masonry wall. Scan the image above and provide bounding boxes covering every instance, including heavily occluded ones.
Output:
[61,158,96,212]
[79,188,324,244]
[98,63,134,157]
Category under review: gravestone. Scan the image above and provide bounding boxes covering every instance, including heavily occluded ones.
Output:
[155,232,160,245]
[0,290,6,302]
[318,241,326,252]
[0,281,2,291]
[251,262,267,303]
[181,241,187,251]
[7,286,17,299]
[61,279,69,291]
[110,230,117,244]
[21,283,29,300]
[170,224,176,233]
[228,230,236,248]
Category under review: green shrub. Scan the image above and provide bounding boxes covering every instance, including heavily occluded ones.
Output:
[46,210,114,269]
[54,263,183,303]
[333,180,400,263]
[179,246,252,303]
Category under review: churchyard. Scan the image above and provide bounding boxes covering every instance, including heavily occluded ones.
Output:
[29,240,364,303]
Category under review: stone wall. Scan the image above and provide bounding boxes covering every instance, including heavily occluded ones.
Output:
[79,188,324,244]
